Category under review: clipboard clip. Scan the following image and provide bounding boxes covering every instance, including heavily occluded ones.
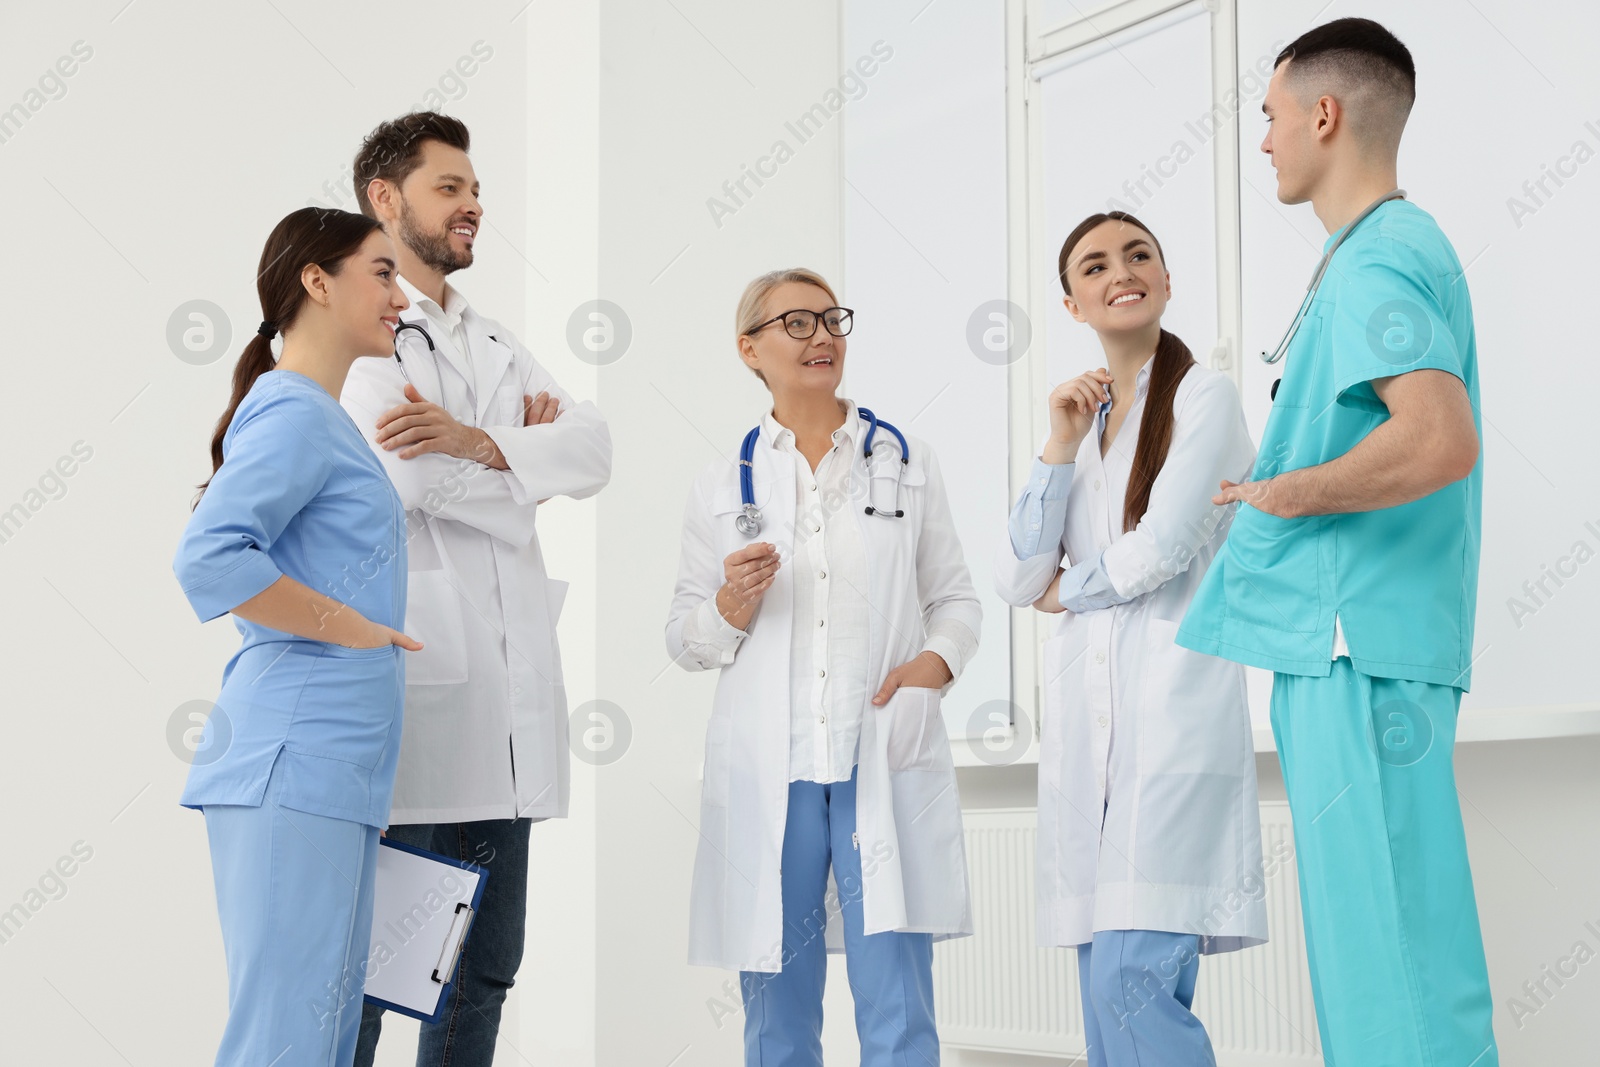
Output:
[431,901,476,985]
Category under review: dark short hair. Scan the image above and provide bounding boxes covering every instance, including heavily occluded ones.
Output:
[1275,17,1416,107]
[352,111,471,218]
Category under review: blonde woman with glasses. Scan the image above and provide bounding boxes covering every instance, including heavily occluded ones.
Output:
[666,268,981,1064]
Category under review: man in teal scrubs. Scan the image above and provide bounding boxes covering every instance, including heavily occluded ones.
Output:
[1177,18,1498,1066]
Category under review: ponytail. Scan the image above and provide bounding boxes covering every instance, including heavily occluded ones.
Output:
[193,334,277,505]
[1121,328,1195,533]
[191,206,383,507]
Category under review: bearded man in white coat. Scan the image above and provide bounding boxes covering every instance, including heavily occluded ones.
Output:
[338,111,612,1067]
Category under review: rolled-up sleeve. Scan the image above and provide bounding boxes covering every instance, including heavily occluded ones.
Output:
[173,392,334,622]
[679,597,748,667]
[1056,549,1129,613]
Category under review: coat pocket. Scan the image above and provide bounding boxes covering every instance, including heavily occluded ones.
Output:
[402,569,469,685]
[885,686,945,772]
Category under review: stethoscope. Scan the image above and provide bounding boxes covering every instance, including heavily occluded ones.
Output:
[392,319,477,413]
[1261,188,1406,367]
[734,407,910,537]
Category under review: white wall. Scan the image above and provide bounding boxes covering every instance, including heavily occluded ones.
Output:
[842,0,1012,741]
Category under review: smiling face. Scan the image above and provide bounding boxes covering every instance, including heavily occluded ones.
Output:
[1060,219,1170,334]
[320,229,410,358]
[393,138,481,275]
[737,281,847,399]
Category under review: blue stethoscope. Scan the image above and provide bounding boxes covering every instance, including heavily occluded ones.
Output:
[734,407,909,537]
[1261,188,1405,366]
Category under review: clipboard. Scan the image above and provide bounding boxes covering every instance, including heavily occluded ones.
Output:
[362,837,489,1024]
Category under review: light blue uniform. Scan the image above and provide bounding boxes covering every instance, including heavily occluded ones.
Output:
[1178,201,1497,1065]
[739,769,939,1066]
[174,369,408,1066]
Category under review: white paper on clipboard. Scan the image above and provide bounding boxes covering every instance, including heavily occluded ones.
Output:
[362,840,484,1018]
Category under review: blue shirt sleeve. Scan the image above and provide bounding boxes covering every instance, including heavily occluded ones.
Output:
[1056,549,1134,612]
[1007,457,1074,559]
[173,386,336,622]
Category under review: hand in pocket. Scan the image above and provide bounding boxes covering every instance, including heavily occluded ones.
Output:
[884,687,943,772]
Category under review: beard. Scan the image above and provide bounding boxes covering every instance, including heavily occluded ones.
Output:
[396,198,473,275]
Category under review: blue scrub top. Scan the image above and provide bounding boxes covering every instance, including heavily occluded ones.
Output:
[173,369,409,826]
[1178,200,1481,689]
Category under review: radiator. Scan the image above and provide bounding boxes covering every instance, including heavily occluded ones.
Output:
[934,804,1322,1064]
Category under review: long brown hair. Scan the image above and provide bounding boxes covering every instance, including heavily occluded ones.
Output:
[1057,211,1196,533]
[195,207,384,503]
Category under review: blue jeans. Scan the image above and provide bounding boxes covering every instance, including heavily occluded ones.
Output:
[352,817,533,1067]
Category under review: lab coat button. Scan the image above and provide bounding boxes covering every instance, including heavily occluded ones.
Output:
[1097,715,1108,727]
[1094,650,1106,665]
[818,570,827,580]
[1094,479,1102,490]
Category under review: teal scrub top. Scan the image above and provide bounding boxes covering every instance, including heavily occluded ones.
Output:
[1177,200,1481,689]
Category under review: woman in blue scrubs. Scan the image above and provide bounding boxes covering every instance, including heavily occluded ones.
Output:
[173,207,417,1067]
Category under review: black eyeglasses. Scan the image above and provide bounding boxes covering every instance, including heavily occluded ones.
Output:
[747,307,854,340]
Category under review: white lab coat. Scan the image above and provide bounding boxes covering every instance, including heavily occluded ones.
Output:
[340,297,611,823]
[994,365,1267,953]
[667,427,980,972]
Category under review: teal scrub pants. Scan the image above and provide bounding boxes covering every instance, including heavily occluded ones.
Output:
[1272,659,1497,1066]
[203,766,381,1067]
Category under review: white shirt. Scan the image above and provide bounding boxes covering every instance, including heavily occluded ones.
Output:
[681,401,977,783]
[406,281,478,419]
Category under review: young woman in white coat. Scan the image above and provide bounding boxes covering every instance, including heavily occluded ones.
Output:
[994,213,1267,1067]
[667,268,981,1065]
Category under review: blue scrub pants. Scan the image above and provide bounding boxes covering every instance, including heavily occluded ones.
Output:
[1273,659,1498,1066]
[739,768,939,1066]
[203,767,380,1067]
[1075,930,1214,1067]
